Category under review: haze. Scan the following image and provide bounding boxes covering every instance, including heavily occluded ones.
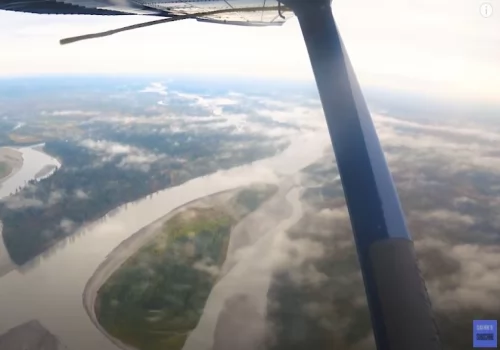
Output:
[0,0,499,103]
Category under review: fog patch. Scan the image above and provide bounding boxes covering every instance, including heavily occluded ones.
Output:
[3,196,44,209]
[74,189,89,200]
[193,258,220,278]
[59,218,76,234]
[139,82,168,95]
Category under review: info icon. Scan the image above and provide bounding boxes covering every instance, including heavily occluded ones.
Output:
[473,320,497,348]
[480,3,493,18]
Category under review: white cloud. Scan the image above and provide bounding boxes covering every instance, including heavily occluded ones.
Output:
[47,190,64,205]
[193,258,221,278]
[59,218,75,233]
[140,82,168,95]
[416,238,500,311]
[79,139,165,170]
[175,92,239,109]
[119,153,162,165]
[74,189,89,199]
[288,264,329,287]
[375,114,500,174]
[413,209,475,226]
[80,139,133,155]
[271,236,326,272]
[3,197,44,209]
[375,114,500,143]
[41,110,99,117]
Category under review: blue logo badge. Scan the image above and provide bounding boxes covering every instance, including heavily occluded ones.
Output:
[473,320,497,348]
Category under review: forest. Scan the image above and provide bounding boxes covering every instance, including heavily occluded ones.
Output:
[96,185,276,350]
[0,136,280,265]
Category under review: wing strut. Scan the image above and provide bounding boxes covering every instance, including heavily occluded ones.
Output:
[60,5,288,45]
[282,1,442,349]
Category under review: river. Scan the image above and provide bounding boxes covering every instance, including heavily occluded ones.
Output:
[0,145,61,277]
[0,145,61,199]
[184,177,305,350]
[0,132,329,350]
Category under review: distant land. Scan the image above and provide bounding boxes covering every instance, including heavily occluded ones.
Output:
[0,77,301,265]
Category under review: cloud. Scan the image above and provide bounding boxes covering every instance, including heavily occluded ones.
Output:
[80,139,133,155]
[258,107,500,349]
[2,0,499,102]
[47,190,64,206]
[140,82,168,96]
[119,153,163,166]
[271,236,326,272]
[174,91,239,110]
[83,89,321,148]
[4,189,64,208]
[374,113,500,175]
[41,110,99,117]
[213,293,266,350]
[74,189,89,199]
[367,115,500,315]
[256,105,326,131]
[3,196,44,209]
[416,238,500,311]
[80,139,164,170]
[288,264,329,287]
[301,301,335,319]
[193,258,220,278]
[412,209,475,226]
[59,218,76,234]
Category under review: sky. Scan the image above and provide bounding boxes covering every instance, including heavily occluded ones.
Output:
[0,0,499,103]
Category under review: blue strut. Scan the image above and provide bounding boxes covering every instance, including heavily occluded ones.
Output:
[282,1,442,349]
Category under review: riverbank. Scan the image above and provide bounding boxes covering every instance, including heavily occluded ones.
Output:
[183,178,303,350]
[0,145,61,279]
[0,133,328,350]
[0,148,24,279]
[82,178,302,350]
[34,164,58,179]
[82,187,246,350]
[0,145,61,200]
[0,148,23,185]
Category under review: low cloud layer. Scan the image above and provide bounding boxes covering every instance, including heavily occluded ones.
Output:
[90,84,322,143]
[209,111,500,350]
[80,139,164,170]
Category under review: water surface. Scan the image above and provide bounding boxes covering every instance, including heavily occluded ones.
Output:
[0,132,329,349]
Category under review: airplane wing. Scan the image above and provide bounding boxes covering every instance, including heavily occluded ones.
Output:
[0,0,294,26]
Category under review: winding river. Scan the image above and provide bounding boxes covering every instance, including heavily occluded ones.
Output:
[0,145,60,199]
[0,145,61,278]
[0,132,329,350]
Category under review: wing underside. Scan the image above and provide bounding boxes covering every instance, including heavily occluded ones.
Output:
[0,0,294,26]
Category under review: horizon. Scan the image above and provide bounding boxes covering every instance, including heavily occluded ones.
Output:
[0,0,499,106]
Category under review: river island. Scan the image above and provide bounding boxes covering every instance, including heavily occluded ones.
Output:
[86,184,278,350]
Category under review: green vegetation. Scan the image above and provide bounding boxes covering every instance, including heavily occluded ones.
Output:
[96,186,277,350]
[236,187,274,212]
[0,138,279,265]
[0,77,293,266]
[97,209,232,350]
[0,141,174,265]
[0,161,11,179]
